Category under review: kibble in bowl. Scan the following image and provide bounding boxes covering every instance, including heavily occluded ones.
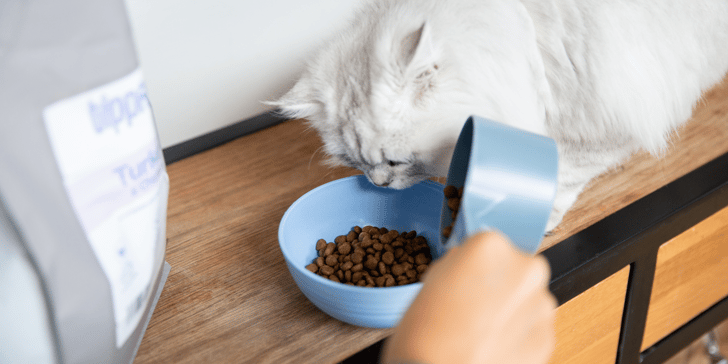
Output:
[306,226,432,287]
[278,175,443,328]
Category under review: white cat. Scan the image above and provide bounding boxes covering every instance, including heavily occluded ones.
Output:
[270,0,728,231]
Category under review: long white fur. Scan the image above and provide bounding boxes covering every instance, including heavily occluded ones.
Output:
[270,0,728,231]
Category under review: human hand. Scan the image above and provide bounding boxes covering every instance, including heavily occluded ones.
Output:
[382,231,556,364]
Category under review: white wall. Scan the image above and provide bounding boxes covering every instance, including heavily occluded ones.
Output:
[123,0,362,148]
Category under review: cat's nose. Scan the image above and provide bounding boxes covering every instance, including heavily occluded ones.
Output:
[370,177,390,187]
[367,171,391,187]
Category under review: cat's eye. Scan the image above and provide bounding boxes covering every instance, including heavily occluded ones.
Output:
[387,160,405,167]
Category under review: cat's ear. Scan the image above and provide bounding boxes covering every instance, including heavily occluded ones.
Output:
[398,21,437,75]
[265,76,321,119]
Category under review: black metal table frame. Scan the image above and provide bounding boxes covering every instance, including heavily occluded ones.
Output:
[545,150,728,364]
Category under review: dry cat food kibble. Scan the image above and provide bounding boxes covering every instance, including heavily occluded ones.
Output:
[441,185,463,239]
[305,226,432,287]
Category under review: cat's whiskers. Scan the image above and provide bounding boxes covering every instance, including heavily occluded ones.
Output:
[308,146,324,170]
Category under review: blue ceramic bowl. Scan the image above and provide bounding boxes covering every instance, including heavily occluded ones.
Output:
[278,175,444,328]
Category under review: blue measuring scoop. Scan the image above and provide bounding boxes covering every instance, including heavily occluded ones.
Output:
[435,116,559,256]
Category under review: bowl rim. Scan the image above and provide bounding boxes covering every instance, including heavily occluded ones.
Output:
[278,174,444,293]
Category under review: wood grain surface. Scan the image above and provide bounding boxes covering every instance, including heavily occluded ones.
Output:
[641,206,728,351]
[547,266,630,364]
[134,76,728,363]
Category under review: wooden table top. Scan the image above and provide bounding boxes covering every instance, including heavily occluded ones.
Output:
[134,76,728,364]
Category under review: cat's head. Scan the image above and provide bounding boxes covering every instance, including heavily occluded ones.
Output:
[269,1,548,189]
[269,11,473,189]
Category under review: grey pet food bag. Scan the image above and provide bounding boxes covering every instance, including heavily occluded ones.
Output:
[1,0,169,362]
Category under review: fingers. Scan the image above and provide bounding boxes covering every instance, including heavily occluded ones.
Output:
[531,303,557,364]
[382,230,558,364]
[454,231,557,364]
[512,298,556,364]
[500,255,556,364]
[486,277,556,364]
